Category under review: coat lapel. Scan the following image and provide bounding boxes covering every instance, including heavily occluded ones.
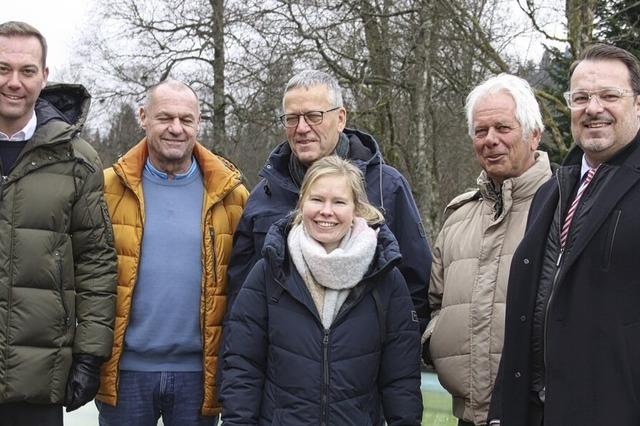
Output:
[561,151,640,272]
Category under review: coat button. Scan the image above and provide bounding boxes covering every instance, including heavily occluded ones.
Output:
[523,258,530,264]
[31,161,37,166]
[520,315,526,322]
[515,371,521,378]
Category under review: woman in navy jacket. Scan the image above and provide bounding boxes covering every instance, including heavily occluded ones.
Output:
[220,156,422,425]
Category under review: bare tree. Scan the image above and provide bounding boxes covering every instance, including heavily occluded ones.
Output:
[76,0,578,232]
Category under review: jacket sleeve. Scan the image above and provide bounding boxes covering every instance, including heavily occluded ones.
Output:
[384,168,432,334]
[422,225,446,366]
[488,355,504,423]
[218,186,266,395]
[379,268,423,426]
[226,207,258,311]
[69,151,117,358]
[220,260,269,425]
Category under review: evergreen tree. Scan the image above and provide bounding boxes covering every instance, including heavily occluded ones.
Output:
[596,0,640,58]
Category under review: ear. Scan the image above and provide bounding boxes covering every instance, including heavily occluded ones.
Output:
[42,66,49,87]
[139,107,147,129]
[529,128,541,151]
[337,107,347,132]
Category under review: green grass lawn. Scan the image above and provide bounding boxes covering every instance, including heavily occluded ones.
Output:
[422,390,457,426]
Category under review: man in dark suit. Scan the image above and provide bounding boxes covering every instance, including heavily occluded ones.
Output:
[490,43,640,426]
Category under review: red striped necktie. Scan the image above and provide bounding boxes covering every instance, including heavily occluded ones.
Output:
[560,167,597,249]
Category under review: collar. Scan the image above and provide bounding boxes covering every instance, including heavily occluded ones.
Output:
[580,154,593,179]
[0,112,37,141]
[144,156,198,180]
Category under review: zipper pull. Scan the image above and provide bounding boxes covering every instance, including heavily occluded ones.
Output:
[556,248,564,267]
[0,175,7,201]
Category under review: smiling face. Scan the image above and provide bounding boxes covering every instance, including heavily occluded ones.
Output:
[570,59,640,165]
[301,174,355,252]
[282,84,346,166]
[140,83,200,175]
[0,35,48,135]
[472,91,540,184]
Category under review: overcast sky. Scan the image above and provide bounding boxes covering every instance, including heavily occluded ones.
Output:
[5,0,94,79]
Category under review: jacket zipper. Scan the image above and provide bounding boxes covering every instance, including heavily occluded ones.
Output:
[202,227,218,371]
[321,328,330,426]
[55,251,71,329]
[0,175,7,201]
[543,169,569,395]
[271,271,332,425]
[111,168,144,394]
[208,227,218,285]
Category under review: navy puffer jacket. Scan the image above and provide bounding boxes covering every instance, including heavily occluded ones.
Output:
[226,129,431,333]
[220,218,422,425]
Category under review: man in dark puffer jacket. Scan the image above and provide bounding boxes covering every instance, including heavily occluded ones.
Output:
[0,21,117,426]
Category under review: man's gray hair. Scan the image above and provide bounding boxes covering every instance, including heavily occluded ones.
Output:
[465,73,544,138]
[283,70,344,111]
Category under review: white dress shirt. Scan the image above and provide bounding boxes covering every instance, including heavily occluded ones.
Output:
[0,112,37,141]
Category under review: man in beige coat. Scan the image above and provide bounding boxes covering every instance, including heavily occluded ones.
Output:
[422,74,552,426]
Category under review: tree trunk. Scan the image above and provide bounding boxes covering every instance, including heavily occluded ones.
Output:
[210,0,227,149]
[566,0,596,58]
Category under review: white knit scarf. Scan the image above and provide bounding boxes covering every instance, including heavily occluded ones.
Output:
[288,217,378,329]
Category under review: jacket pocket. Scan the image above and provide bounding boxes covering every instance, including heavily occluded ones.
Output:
[209,227,218,285]
[55,251,71,329]
[602,209,622,270]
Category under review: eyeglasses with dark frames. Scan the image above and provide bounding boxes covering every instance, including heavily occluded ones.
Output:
[279,106,341,128]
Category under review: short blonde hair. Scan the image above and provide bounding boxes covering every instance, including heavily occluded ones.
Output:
[293,156,385,225]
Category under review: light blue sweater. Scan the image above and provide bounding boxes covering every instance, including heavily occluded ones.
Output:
[120,159,204,372]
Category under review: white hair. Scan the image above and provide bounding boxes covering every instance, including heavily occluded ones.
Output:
[465,73,544,138]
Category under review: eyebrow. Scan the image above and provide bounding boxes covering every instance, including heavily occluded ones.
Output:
[474,121,517,128]
[155,111,196,118]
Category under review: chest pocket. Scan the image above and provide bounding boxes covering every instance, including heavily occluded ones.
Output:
[601,209,621,271]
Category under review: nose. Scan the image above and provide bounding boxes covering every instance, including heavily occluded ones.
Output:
[294,115,312,133]
[320,201,333,216]
[484,127,500,146]
[167,117,183,134]
[584,94,604,115]
[6,71,21,89]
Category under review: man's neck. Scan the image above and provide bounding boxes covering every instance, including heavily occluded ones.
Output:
[0,113,34,138]
[147,157,194,181]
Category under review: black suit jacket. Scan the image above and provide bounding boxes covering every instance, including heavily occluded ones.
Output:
[490,134,640,425]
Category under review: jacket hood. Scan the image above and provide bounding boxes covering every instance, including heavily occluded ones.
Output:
[26,83,91,149]
[260,128,384,186]
[261,215,401,282]
[36,83,90,132]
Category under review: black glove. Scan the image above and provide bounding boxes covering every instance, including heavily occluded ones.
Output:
[64,354,103,412]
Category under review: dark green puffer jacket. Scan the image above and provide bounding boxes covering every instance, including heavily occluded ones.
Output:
[0,83,117,404]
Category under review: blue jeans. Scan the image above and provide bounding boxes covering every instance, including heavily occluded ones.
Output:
[95,371,218,426]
